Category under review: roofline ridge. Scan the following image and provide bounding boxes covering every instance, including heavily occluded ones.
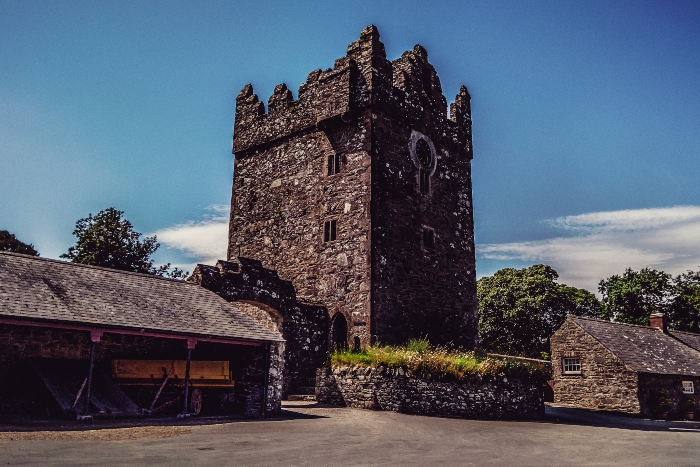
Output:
[567,316,639,374]
[0,251,189,285]
[669,329,700,337]
[571,315,665,331]
[0,315,283,343]
[571,314,700,375]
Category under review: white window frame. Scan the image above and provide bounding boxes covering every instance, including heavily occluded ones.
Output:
[682,381,695,394]
[562,357,582,375]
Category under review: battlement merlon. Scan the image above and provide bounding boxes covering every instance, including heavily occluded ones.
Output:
[232,25,473,156]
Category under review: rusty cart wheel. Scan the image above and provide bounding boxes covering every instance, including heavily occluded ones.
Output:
[189,389,202,415]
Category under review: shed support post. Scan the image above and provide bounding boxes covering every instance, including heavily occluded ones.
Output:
[180,338,197,417]
[80,330,102,419]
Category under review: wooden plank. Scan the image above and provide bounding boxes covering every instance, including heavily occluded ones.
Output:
[112,360,234,387]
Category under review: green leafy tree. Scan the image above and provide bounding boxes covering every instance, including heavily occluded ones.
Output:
[0,230,39,256]
[598,268,672,325]
[61,208,187,279]
[667,271,700,333]
[477,264,602,358]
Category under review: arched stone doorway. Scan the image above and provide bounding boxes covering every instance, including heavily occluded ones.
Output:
[331,313,348,351]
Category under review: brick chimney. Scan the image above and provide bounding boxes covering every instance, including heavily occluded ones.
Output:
[649,312,667,332]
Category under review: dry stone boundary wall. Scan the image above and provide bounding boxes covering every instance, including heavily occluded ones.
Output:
[316,366,544,419]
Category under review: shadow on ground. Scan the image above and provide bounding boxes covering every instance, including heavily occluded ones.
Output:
[543,404,700,432]
[2,401,698,434]
[0,403,327,433]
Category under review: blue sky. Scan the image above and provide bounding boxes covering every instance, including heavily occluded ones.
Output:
[1,1,699,292]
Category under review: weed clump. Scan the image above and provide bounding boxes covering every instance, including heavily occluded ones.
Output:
[330,339,549,382]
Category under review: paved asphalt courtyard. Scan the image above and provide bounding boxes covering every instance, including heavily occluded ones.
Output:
[1,402,699,466]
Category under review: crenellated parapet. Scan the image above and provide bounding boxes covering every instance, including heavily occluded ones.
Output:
[233,62,353,154]
[233,25,472,156]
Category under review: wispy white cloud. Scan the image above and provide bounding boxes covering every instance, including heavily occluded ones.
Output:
[153,205,229,268]
[478,206,700,293]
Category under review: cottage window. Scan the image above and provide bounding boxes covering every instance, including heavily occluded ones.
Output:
[682,381,695,394]
[324,219,337,242]
[327,153,341,176]
[562,357,581,375]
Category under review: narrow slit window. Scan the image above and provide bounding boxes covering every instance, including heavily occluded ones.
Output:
[327,153,341,176]
[324,219,337,242]
[562,357,581,375]
[422,227,435,250]
[419,168,430,194]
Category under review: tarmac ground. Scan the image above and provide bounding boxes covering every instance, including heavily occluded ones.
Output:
[0,402,699,466]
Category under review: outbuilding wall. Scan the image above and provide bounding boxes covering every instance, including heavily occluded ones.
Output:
[550,318,640,413]
[638,374,700,418]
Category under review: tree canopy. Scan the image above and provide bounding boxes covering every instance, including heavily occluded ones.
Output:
[598,267,672,325]
[668,271,700,333]
[477,264,602,359]
[0,230,39,256]
[61,208,186,279]
[599,267,700,332]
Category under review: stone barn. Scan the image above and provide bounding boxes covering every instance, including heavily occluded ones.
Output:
[0,252,284,419]
[194,25,478,396]
[551,314,700,418]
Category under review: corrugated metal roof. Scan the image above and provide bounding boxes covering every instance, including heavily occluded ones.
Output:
[571,316,700,376]
[0,252,283,343]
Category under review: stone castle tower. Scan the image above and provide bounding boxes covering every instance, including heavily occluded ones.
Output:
[229,25,477,349]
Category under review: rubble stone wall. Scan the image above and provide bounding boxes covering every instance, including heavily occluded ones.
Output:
[316,366,544,420]
[190,259,327,396]
[638,374,700,418]
[370,110,476,346]
[228,25,477,349]
[550,318,641,413]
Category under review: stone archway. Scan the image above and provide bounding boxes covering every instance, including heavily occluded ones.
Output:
[234,301,284,335]
[189,258,329,397]
[330,313,348,351]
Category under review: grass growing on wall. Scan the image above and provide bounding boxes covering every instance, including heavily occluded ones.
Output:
[330,339,550,381]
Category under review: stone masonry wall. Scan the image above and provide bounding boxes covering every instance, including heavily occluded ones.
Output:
[550,317,640,413]
[370,107,476,347]
[316,366,544,420]
[190,259,327,396]
[229,123,372,346]
[229,25,477,349]
[638,374,700,418]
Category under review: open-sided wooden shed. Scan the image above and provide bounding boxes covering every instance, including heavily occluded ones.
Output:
[0,252,284,420]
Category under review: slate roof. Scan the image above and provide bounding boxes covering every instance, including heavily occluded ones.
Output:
[571,316,700,377]
[0,252,283,343]
[670,330,700,353]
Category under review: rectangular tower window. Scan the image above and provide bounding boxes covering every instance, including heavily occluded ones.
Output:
[327,153,341,176]
[422,227,435,250]
[419,168,430,194]
[324,219,337,242]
